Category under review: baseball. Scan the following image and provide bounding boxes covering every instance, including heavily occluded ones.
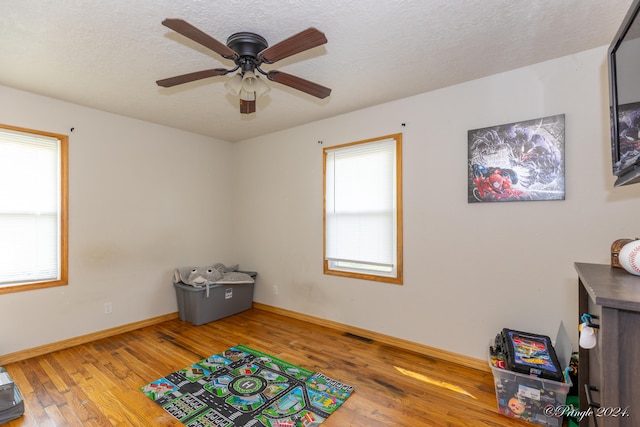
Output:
[619,240,640,276]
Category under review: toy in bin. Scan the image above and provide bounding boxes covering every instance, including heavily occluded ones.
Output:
[490,329,572,426]
[497,328,563,381]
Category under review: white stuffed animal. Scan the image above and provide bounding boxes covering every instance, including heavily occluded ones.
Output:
[173,266,223,286]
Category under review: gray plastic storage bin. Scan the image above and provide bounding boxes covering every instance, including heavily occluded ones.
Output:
[174,275,255,325]
[0,368,24,424]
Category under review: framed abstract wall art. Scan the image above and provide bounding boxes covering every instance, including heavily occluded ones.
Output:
[468,114,565,203]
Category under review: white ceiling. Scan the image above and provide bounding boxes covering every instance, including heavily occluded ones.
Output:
[0,0,633,142]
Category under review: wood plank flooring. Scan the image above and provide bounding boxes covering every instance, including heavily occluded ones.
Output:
[2,307,530,426]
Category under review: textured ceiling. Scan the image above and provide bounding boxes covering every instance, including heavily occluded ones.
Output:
[0,0,634,142]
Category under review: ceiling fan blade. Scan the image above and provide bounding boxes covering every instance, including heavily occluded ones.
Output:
[267,70,331,99]
[156,68,229,87]
[259,28,327,63]
[162,18,238,60]
[240,99,256,114]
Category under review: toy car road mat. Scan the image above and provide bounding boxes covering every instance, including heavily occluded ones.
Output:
[141,344,355,427]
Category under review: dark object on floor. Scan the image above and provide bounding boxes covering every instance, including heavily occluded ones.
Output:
[0,367,24,424]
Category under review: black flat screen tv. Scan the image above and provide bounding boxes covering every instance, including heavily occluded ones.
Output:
[609,0,640,187]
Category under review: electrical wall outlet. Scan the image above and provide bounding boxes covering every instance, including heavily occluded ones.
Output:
[104,302,113,314]
[273,285,279,295]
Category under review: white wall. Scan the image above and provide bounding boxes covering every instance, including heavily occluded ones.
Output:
[0,86,235,355]
[3,45,640,363]
[233,46,640,361]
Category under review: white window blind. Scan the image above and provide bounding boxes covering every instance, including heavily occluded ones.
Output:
[325,137,397,273]
[0,128,61,286]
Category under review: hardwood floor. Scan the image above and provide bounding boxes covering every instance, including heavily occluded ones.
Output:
[2,307,530,426]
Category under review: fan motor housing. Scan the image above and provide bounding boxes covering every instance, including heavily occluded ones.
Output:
[226,32,268,58]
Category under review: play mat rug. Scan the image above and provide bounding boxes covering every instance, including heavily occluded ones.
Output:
[140,344,355,427]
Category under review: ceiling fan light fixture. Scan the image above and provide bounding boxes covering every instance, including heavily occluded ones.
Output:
[254,76,271,97]
[239,89,256,101]
[224,73,243,96]
[241,70,261,91]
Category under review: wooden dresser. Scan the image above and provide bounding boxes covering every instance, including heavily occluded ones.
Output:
[575,263,640,427]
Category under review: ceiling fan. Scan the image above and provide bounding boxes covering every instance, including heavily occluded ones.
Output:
[156,19,331,114]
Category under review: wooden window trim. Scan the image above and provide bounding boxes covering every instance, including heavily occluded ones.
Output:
[323,133,403,284]
[0,124,69,294]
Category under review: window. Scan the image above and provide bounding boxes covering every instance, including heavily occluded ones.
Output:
[323,133,403,284]
[0,124,68,294]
